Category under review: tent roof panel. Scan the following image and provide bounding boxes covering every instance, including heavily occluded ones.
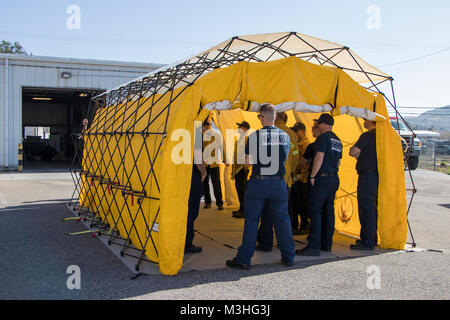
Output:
[95,32,390,100]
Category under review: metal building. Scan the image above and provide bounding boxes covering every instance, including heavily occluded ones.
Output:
[0,53,162,171]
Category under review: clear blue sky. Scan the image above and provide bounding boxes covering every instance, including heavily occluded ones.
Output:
[1,0,449,113]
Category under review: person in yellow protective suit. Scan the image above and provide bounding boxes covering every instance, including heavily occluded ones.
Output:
[256,112,299,251]
[290,122,311,235]
[275,112,300,188]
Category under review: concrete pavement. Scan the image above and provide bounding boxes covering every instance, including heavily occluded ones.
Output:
[0,169,448,299]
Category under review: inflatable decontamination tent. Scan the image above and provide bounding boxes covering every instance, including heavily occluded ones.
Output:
[71,32,408,275]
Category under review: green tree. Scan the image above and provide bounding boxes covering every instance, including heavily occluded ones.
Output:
[0,40,28,54]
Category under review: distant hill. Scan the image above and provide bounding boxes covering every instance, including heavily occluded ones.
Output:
[404,105,450,131]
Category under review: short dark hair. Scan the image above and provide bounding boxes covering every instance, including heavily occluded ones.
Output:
[260,103,275,114]
[292,122,306,132]
[275,111,288,123]
[315,113,334,126]
[203,118,210,127]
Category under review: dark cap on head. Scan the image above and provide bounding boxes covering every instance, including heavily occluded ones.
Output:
[314,113,334,126]
[236,121,250,130]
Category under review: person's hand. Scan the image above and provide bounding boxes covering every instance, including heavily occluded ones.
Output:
[310,177,315,186]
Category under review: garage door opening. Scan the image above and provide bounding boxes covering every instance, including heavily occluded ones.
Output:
[22,87,103,172]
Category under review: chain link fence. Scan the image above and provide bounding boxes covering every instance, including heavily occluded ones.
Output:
[417,140,450,174]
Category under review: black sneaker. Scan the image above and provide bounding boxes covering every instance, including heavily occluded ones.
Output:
[232,211,245,218]
[203,203,211,209]
[350,243,374,251]
[295,246,320,256]
[226,258,250,270]
[185,245,202,254]
[255,245,272,252]
[281,259,294,267]
[217,205,224,210]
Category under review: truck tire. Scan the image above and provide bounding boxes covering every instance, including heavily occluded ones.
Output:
[407,156,419,170]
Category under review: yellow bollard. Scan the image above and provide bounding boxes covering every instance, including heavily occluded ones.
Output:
[18,143,23,172]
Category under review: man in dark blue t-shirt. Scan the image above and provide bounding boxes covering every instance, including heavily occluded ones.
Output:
[296,113,342,256]
[349,119,378,250]
[226,103,295,269]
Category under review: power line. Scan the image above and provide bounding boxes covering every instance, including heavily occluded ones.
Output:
[346,40,449,50]
[0,30,213,48]
[378,46,450,67]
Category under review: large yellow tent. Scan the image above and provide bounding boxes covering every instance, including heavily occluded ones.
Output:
[72,32,408,276]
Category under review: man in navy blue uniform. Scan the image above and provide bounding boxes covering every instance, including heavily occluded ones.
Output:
[349,119,378,250]
[226,103,295,269]
[296,113,342,256]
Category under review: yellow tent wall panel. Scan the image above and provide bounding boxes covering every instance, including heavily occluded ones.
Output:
[242,57,338,106]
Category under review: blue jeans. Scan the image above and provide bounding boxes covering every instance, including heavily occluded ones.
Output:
[307,175,340,250]
[357,172,379,247]
[257,186,290,249]
[236,178,295,265]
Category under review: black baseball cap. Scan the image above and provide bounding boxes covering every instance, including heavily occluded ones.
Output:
[314,113,334,126]
[236,121,250,130]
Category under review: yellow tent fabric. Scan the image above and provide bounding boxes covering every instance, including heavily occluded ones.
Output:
[80,55,407,276]
[373,94,408,249]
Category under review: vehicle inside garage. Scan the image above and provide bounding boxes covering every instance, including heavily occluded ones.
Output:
[22,87,103,171]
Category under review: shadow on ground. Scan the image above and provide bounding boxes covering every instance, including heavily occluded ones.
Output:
[0,202,394,300]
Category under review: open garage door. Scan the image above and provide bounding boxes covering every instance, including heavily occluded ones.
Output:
[22,87,103,171]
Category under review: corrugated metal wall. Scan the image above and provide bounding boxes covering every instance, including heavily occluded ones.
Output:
[0,54,162,169]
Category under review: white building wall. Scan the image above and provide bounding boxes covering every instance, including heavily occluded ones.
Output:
[0,54,162,169]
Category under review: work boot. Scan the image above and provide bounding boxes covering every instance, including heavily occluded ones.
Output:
[232,211,244,218]
[350,243,374,251]
[281,259,294,267]
[226,258,250,270]
[185,245,202,254]
[295,246,320,256]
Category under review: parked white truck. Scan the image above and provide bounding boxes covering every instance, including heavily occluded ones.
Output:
[390,116,420,170]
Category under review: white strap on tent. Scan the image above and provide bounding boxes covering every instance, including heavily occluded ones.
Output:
[339,106,385,121]
[204,100,232,111]
[291,102,332,113]
[204,100,384,121]
[249,101,331,113]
